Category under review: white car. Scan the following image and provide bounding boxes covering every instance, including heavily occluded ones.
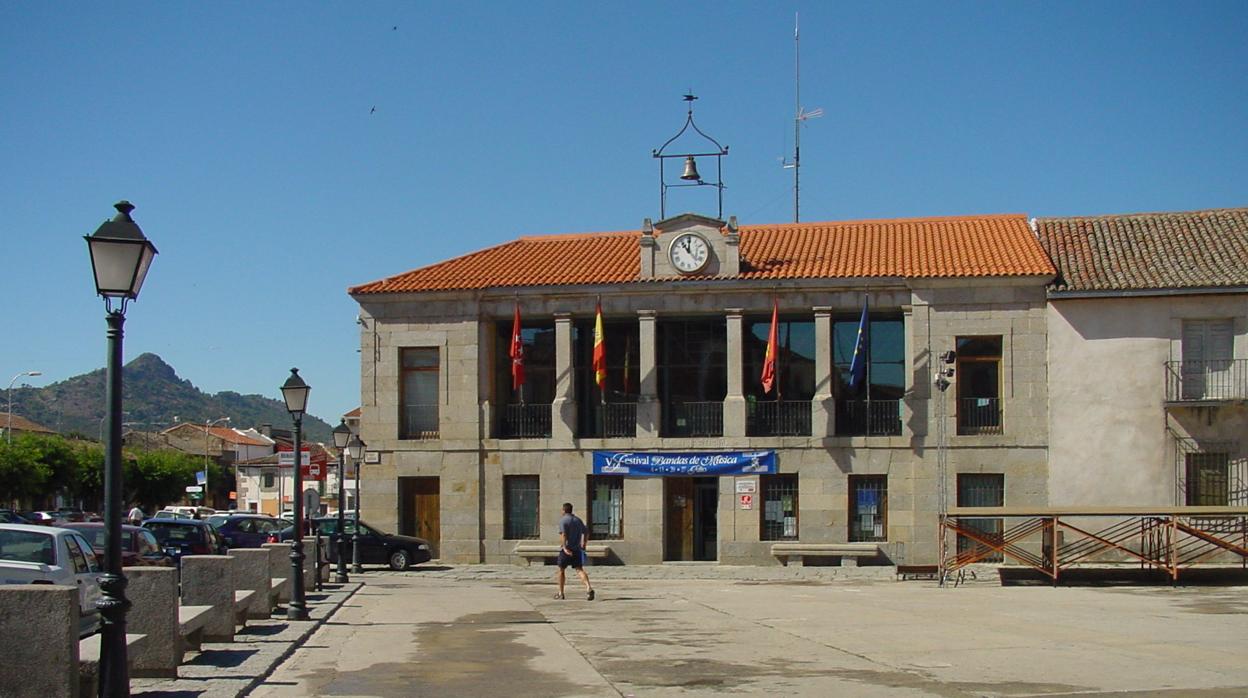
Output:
[0,524,103,637]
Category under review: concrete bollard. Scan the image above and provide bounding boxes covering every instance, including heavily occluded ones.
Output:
[125,566,181,677]
[181,555,235,642]
[0,585,79,698]
[230,549,274,619]
[263,542,292,604]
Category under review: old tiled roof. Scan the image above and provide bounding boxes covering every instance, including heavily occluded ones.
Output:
[3,414,55,434]
[349,214,1054,294]
[1036,208,1248,294]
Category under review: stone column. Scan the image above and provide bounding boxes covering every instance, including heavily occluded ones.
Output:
[0,586,78,697]
[552,312,576,443]
[724,308,746,437]
[813,306,836,438]
[180,555,235,641]
[636,310,660,437]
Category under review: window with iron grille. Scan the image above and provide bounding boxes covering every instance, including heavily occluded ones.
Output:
[833,315,904,436]
[1185,453,1230,506]
[574,319,641,438]
[588,476,624,539]
[848,475,887,542]
[400,347,439,439]
[760,475,799,541]
[504,475,540,539]
[955,336,1003,435]
[957,473,1004,562]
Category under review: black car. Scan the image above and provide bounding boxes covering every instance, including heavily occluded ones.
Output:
[213,514,290,549]
[273,517,431,570]
[142,518,228,563]
[0,510,29,524]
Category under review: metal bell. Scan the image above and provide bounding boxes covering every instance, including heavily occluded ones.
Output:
[680,155,701,181]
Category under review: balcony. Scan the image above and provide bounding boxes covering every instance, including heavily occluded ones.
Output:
[400,404,440,440]
[957,397,1002,435]
[747,400,812,437]
[580,402,637,438]
[835,399,901,437]
[664,401,724,437]
[499,403,552,439]
[1165,360,1248,403]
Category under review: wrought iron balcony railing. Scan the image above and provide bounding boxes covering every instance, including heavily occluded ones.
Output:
[957,397,1002,435]
[747,400,812,437]
[580,402,637,438]
[835,399,901,437]
[1165,359,1248,402]
[664,401,724,437]
[400,404,440,440]
[499,403,552,439]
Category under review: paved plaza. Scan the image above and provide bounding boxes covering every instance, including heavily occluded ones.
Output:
[249,566,1248,697]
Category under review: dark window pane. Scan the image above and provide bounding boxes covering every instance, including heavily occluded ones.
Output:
[848,476,887,542]
[744,317,816,401]
[505,475,540,540]
[588,476,624,539]
[401,347,440,439]
[957,336,1002,358]
[760,475,799,541]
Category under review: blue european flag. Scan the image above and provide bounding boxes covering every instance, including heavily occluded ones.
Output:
[195,470,207,486]
[848,295,869,391]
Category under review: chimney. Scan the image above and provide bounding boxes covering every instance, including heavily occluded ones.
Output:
[260,423,271,438]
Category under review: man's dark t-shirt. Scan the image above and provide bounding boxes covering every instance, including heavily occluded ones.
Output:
[559,513,586,552]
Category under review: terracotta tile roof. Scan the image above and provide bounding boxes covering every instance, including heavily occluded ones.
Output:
[1036,208,1248,293]
[349,214,1054,294]
[343,407,361,418]
[207,426,271,447]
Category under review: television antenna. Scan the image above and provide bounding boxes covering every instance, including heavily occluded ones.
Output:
[779,13,822,222]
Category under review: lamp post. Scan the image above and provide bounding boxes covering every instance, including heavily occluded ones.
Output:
[6,370,42,443]
[331,420,351,583]
[348,433,366,574]
[280,368,310,621]
[85,200,158,698]
[203,417,230,508]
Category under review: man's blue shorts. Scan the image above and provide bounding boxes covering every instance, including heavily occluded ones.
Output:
[557,548,583,569]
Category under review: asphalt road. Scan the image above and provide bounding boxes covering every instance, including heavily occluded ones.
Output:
[251,572,1248,697]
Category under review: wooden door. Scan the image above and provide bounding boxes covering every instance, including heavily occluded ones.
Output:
[664,478,694,561]
[400,477,440,558]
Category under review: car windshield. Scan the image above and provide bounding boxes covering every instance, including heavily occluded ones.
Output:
[145,523,201,544]
[0,529,57,565]
[206,515,229,529]
[72,527,135,552]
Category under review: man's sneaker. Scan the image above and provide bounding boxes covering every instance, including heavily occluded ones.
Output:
[554,592,564,600]
[587,589,595,601]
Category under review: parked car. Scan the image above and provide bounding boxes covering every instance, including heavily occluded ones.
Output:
[61,523,173,568]
[0,510,29,524]
[0,524,102,637]
[141,518,227,563]
[214,515,290,549]
[55,507,87,523]
[272,517,431,570]
[22,511,61,525]
[157,506,216,519]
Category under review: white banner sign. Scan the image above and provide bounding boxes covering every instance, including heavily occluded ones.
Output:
[185,485,203,493]
[277,451,311,466]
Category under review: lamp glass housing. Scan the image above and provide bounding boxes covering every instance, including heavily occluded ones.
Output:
[347,434,365,461]
[332,419,351,449]
[281,369,310,416]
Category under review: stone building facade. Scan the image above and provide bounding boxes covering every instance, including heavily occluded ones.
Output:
[349,212,1055,566]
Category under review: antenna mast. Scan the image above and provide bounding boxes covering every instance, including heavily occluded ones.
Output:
[785,13,822,223]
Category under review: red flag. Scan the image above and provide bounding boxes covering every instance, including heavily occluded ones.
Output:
[760,299,779,394]
[509,303,525,390]
[592,300,607,396]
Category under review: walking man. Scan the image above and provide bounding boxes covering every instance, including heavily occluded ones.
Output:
[555,502,595,600]
[127,504,144,526]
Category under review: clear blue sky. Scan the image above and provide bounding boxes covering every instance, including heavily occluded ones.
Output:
[2,2,1245,424]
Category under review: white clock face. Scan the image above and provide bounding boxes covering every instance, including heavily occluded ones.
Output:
[669,233,710,273]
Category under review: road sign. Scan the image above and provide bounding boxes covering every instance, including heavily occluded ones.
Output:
[300,463,326,481]
[185,485,203,493]
[739,494,753,510]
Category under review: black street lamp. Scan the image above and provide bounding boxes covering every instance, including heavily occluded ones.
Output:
[331,419,351,583]
[85,200,158,698]
[280,368,310,621]
[348,433,366,574]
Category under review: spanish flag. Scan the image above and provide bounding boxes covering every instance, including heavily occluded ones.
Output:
[593,299,607,397]
[509,302,525,391]
[760,299,779,394]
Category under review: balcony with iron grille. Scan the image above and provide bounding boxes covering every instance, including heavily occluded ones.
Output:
[499,403,553,439]
[1165,359,1248,404]
[579,402,638,438]
[400,404,440,440]
[747,400,812,437]
[957,397,1002,435]
[663,401,724,437]
[835,400,901,437]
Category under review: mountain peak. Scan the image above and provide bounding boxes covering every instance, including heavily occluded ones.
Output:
[126,352,178,381]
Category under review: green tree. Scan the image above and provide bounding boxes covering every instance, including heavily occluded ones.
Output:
[0,435,54,506]
[126,449,201,510]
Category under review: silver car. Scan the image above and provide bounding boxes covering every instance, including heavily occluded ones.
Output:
[0,524,103,637]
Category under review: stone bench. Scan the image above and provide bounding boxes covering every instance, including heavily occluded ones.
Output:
[262,542,292,605]
[771,542,881,567]
[513,543,612,566]
[181,555,237,642]
[79,632,147,696]
[0,585,81,697]
[896,564,939,580]
[233,589,259,626]
[179,604,213,651]
[229,548,274,620]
